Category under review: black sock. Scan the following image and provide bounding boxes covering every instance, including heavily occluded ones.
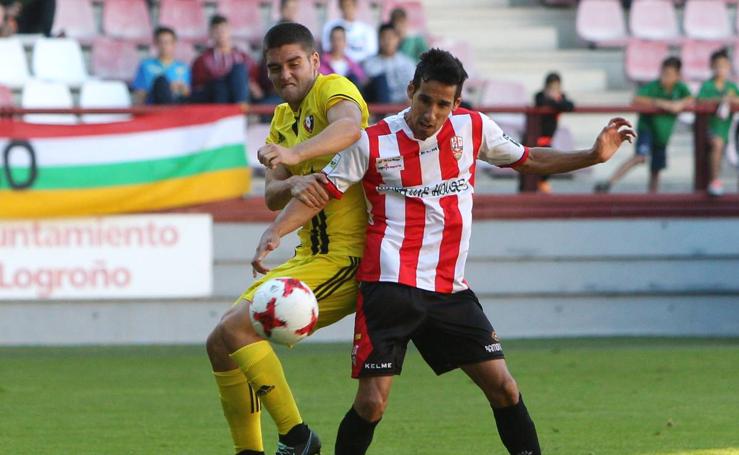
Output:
[492,394,541,455]
[236,451,264,455]
[278,422,310,446]
[335,407,380,455]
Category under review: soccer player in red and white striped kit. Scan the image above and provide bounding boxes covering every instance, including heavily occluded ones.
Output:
[253,49,635,455]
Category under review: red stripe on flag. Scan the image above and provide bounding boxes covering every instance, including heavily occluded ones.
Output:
[357,121,391,282]
[396,130,425,287]
[0,105,242,139]
[436,119,464,293]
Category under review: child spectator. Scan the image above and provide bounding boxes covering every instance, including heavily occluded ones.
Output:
[594,57,692,193]
[389,7,428,61]
[362,23,415,104]
[0,3,18,37]
[322,0,377,63]
[319,25,366,88]
[132,27,191,105]
[697,48,738,197]
[532,72,574,193]
[276,0,298,23]
[191,15,262,104]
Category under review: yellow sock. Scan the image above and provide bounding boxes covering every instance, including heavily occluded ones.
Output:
[230,341,303,435]
[213,369,264,453]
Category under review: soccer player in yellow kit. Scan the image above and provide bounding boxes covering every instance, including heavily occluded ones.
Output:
[205,23,369,455]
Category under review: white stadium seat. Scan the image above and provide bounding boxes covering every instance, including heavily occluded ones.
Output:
[0,38,31,89]
[79,80,133,124]
[21,79,77,124]
[32,38,89,86]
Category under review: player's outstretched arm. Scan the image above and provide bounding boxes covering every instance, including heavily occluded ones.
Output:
[515,117,636,175]
[251,196,326,275]
[258,100,363,168]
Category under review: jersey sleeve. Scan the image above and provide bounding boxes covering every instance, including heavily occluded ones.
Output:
[265,108,282,145]
[478,113,529,168]
[321,132,370,199]
[319,75,367,116]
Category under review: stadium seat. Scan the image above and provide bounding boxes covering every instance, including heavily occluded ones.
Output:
[629,0,679,43]
[625,40,669,82]
[461,78,488,107]
[479,79,527,142]
[430,37,477,76]
[683,0,731,40]
[32,38,89,87]
[0,38,31,89]
[175,42,198,65]
[380,1,428,33]
[324,0,377,26]
[91,38,140,82]
[681,40,725,81]
[158,0,208,43]
[217,0,266,44]
[102,0,153,43]
[0,84,13,107]
[79,80,132,123]
[21,79,77,124]
[575,0,628,47]
[51,0,97,43]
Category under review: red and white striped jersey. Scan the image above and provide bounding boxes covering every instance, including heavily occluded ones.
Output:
[322,108,529,294]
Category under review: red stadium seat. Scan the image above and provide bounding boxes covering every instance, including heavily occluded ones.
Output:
[91,37,141,82]
[625,40,669,82]
[430,37,477,76]
[158,0,208,43]
[52,0,97,42]
[381,1,428,34]
[479,79,527,139]
[681,40,726,81]
[102,0,153,43]
[629,0,680,43]
[217,0,267,44]
[576,0,628,47]
[175,42,198,65]
[0,84,13,107]
[683,0,731,40]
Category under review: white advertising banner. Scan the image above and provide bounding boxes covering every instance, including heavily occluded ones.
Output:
[0,214,213,299]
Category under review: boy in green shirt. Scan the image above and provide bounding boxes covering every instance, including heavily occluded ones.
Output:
[595,57,692,193]
[697,48,738,196]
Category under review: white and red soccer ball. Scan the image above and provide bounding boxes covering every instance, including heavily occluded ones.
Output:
[249,278,319,346]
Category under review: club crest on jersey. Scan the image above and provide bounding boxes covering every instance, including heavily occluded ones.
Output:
[304,114,314,133]
[450,135,464,160]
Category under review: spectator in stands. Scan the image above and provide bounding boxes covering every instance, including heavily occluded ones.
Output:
[132,27,191,105]
[0,3,18,36]
[594,57,692,193]
[319,25,366,88]
[389,7,428,62]
[362,23,415,104]
[697,49,738,197]
[322,0,377,63]
[531,72,575,193]
[276,0,298,23]
[9,0,54,36]
[191,15,262,104]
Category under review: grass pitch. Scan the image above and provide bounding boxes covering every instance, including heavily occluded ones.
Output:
[1,338,738,454]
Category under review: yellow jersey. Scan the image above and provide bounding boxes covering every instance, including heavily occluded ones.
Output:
[266,73,369,257]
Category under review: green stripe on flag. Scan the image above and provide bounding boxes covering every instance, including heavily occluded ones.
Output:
[1,144,247,190]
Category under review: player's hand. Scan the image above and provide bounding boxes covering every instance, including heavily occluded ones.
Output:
[257,144,300,168]
[251,228,281,277]
[591,117,636,163]
[290,174,330,209]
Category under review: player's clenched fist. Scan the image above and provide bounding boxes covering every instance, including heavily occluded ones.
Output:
[289,173,330,209]
[257,143,301,168]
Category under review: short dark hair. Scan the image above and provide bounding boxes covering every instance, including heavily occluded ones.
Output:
[411,48,468,98]
[154,26,176,40]
[263,22,316,54]
[280,0,295,8]
[710,48,730,65]
[209,14,228,29]
[544,72,561,86]
[389,7,407,24]
[661,56,682,72]
[330,25,346,37]
[378,22,396,39]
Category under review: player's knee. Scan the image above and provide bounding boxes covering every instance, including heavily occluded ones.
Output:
[206,324,225,357]
[220,304,257,341]
[354,391,387,422]
[489,375,519,408]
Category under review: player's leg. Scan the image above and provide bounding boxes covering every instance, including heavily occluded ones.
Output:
[708,135,725,196]
[595,131,649,192]
[335,375,394,455]
[207,304,265,455]
[648,144,667,194]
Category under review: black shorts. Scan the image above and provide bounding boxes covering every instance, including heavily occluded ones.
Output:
[351,281,505,378]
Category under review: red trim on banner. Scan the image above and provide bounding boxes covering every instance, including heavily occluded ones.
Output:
[0,105,243,139]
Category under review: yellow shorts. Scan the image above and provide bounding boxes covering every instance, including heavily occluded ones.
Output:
[240,254,360,330]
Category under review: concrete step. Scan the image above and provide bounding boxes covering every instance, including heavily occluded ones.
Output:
[435,26,559,50]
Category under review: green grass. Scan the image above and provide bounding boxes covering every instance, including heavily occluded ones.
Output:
[1,338,738,454]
